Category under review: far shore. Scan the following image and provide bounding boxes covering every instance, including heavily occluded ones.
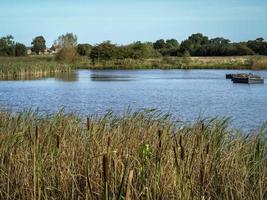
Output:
[1,55,267,79]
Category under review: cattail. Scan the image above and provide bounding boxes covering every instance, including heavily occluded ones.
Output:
[108,136,111,148]
[158,129,162,149]
[56,134,60,148]
[179,135,185,161]
[35,125,38,143]
[102,154,109,183]
[206,143,209,155]
[86,117,90,130]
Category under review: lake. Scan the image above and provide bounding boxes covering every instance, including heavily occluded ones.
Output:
[0,69,267,130]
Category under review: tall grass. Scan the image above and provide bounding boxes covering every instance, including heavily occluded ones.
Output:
[0,110,266,199]
[1,56,267,78]
[0,56,72,80]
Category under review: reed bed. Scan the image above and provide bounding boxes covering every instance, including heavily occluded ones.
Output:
[74,56,267,70]
[0,56,72,80]
[0,110,266,199]
[1,56,267,77]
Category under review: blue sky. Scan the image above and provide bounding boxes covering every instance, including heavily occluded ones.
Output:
[1,0,267,46]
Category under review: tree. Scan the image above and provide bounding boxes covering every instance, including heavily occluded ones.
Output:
[77,44,92,56]
[210,37,230,44]
[31,36,46,54]
[180,33,209,55]
[131,41,160,59]
[55,33,77,48]
[153,39,166,49]
[90,41,117,63]
[56,46,78,63]
[247,38,267,55]
[166,39,179,49]
[15,43,27,56]
[0,35,15,56]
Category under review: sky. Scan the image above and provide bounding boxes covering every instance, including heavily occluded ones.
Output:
[0,0,267,46]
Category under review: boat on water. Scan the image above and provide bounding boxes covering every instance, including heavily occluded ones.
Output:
[226,73,264,84]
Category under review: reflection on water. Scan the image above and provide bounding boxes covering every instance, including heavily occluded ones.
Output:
[90,74,133,81]
[0,71,78,82]
[54,71,78,82]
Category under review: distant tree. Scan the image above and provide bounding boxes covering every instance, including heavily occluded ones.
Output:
[31,36,46,54]
[210,37,230,44]
[233,44,255,56]
[55,33,77,48]
[56,46,79,63]
[77,44,92,56]
[15,43,27,56]
[256,37,264,42]
[180,33,209,55]
[165,39,179,49]
[0,35,15,56]
[247,38,267,55]
[90,41,117,64]
[153,39,166,49]
[131,41,160,59]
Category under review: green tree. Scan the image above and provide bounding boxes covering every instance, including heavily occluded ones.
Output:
[0,35,15,56]
[55,33,77,48]
[15,43,27,56]
[77,44,92,56]
[153,39,166,49]
[131,41,160,59]
[210,37,230,44]
[56,46,79,63]
[180,33,209,55]
[166,39,179,49]
[90,41,117,64]
[31,36,46,54]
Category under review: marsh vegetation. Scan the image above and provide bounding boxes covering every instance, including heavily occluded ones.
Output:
[0,110,266,199]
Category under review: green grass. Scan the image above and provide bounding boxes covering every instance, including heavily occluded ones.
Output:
[0,56,72,80]
[0,109,266,199]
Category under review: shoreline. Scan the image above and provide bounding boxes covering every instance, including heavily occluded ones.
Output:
[1,55,267,79]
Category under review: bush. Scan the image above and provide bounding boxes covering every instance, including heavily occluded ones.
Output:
[15,43,27,56]
[56,47,79,63]
[77,44,92,56]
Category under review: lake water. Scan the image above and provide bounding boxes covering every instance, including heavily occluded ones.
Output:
[0,69,267,130]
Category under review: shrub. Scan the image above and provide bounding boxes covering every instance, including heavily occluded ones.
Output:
[15,43,27,56]
[56,46,79,63]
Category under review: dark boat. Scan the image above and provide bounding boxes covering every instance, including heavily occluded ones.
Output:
[226,73,249,79]
[226,74,233,79]
[231,73,264,84]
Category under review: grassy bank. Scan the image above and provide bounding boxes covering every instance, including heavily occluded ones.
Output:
[0,56,267,79]
[0,56,72,80]
[77,55,267,70]
[0,110,266,199]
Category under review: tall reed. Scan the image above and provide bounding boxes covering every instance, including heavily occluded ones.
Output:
[0,110,266,199]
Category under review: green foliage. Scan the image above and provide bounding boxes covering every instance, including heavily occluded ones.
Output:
[55,33,78,48]
[15,43,27,57]
[247,38,267,55]
[153,39,166,49]
[56,46,79,63]
[90,41,117,63]
[130,41,160,59]
[77,43,92,56]
[90,41,160,64]
[31,36,46,54]
[0,35,15,56]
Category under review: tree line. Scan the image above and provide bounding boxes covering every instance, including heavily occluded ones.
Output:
[1,33,267,60]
